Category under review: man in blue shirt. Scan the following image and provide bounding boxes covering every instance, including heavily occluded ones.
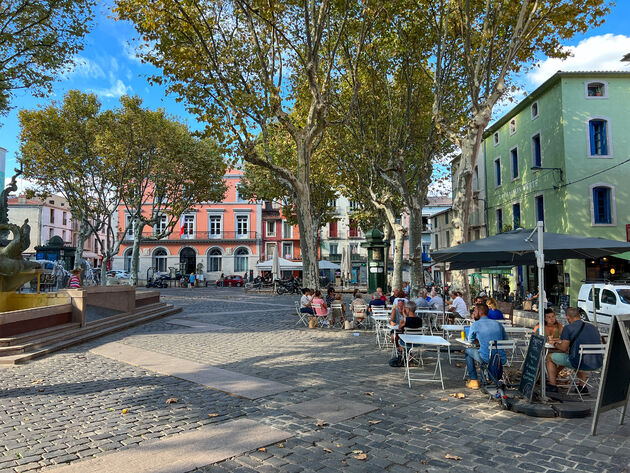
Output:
[546,307,603,394]
[465,303,507,389]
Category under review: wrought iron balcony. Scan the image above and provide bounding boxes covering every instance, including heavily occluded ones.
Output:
[118,231,258,243]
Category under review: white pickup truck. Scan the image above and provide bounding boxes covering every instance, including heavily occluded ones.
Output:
[577,282,630,325]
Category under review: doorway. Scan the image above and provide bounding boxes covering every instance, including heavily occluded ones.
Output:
[180,247,196,274]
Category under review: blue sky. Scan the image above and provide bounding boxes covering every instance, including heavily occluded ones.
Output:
[2,1,630,187]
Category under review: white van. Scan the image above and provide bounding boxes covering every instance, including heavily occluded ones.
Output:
[577,282,630,325]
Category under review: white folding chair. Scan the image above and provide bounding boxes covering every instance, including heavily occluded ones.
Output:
[330,301,345,328]
[352,304,369,329]
[489,339,517,367]
[311,303,329,328]
[496,319,512,326]
[567,344,606,400]
[400,327,428,366]
[294,301,309,326]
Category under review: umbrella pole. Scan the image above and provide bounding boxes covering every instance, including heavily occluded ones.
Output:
[535,221,547,401]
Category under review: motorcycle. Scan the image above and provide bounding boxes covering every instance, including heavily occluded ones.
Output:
[146,276,168,288]
[276,279,301,295]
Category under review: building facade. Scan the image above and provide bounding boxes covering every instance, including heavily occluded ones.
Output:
[260,200,301,276]
[114,169,262,280]
[483,71,630,304]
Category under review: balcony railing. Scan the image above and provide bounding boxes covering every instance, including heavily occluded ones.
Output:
[118,231,257,242]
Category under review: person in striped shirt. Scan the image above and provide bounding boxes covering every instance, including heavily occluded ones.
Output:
[68,269,81,289]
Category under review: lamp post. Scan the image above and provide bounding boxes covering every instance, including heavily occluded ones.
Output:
[527,221,547,400]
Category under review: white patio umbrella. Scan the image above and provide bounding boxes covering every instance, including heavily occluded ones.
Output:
[271,246,281,281]
[341,247,352,286]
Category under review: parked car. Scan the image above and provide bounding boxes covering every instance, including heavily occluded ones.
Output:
[216,275,244,287]
[577,281,630,324]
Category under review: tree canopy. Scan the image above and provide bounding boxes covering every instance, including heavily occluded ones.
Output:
[0,0,95,117]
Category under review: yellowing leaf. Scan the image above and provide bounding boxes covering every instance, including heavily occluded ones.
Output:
[445,453,462,461]
[258,447,266,452]
[31,379,44,385]
[363,391,374,396]
[316,420,328,427]
[352,449,363,454]
[208,413,219,418]
[122,409,129,415]
[353,453,367,460]
[323,448,333,453]
[368,420,381,425]
[166,397,178,404]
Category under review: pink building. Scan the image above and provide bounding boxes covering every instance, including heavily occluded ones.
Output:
[114,169,261,281]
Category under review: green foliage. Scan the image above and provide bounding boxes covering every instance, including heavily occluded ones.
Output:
[0,0,95,116]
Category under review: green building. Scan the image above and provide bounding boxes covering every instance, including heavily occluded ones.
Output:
[483,71,630,306]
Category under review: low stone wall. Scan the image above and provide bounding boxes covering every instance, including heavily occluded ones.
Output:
[135,291,160,308]
[0,292,68,312]
[0,303,73,337]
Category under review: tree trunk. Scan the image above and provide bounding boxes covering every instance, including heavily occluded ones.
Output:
[391,223,405,292]
[383,222,392,292]
[408,204,426,296]
[130,218,142,286]
[293,186,319,290]
[450,124,486,304]
[73,217,89,270]
[101,258,108,286]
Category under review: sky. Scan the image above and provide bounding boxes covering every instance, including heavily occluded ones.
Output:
[2,1,630,191]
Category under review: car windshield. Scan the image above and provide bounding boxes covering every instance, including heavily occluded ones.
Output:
[616,289,630,304]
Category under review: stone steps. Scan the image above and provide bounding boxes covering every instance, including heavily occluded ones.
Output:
[0,303,182,364]
[0,322,82,347]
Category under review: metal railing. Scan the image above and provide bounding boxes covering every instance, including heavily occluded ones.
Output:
[118,231,257,241]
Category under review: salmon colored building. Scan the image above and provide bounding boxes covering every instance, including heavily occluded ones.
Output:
[113,169,261,281]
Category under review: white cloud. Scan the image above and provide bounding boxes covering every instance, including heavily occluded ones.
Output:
[62,56,105,80]
[93,79,132,99]
[530,34,630,86]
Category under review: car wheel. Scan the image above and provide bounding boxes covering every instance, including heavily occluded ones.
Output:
[579,309,589,321]
[237,282,242,287]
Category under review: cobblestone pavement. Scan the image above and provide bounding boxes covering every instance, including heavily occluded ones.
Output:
[0,287,628,473]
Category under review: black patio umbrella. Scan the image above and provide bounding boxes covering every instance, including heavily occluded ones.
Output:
[431,228,630,270]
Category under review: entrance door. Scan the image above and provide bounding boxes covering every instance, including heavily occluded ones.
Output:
[180,247,196,274]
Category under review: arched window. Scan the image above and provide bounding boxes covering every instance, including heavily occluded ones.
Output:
[123,248,132,272]
[586,81,607,98]
[153,248,168,273]
[234,247,249,272]
[207,248,222,272]
[591,186,614,225]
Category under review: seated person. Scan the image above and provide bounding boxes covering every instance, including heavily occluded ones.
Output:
[429,289,444,311]
[350,291,367,325]
[533,308,563,339]
[414,289,431,309]
[392,288,409,306]
[546,307,603,394]
[396,301,422,351]
[465,303,507,389]
[376,287,387,302]
[402,282,410,297]
[325,287,336,308]
[389,299,406,343]
[368,292,386,313]
[299,288,314,315]
[486,298,505,320]
[311,290,328,325]
[447,291,468,322]
[330,293,346,326]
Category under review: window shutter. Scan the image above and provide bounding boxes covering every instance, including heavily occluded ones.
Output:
[603,188,611,223]
[593,188,600,223]
[601,121,608,155]
[589,121,596,155]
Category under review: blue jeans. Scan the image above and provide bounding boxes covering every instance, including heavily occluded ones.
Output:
[300,308,314,315]
[465,348,484,380]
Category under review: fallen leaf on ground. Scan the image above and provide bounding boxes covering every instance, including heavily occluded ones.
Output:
[323,448,333,453]
[455,363,464,368]
[425,427,432,432]
[276,443,284,448]
[419,394,425,398]
[449,393,457,398]
[353,453,367,460]
[439,398,449,401]
[208,413,220,418]
[316,420,328,427]
[363,392,374,396]
[456,393,466,399]
[368,420,381,425]
[341,460,347,465]
[335,444,342,448]
[37,389,45,392]
[352,449,363,454]
[445,454,462,461]
[165,398,178,404]
[421,460,429,465]
[258,447,266,452]
[121,409,129,415]
[31,379,44,385]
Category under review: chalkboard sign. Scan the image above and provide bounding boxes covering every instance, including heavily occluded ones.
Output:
[592,314,630,435]
[519,334,545,401]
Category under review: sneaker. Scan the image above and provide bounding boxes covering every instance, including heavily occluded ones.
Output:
[466,379,480,389]
[575,385,589,395]
[545,384,558,393]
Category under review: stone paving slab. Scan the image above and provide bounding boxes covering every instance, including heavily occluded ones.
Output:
[42,418,293,473]
[91,342,294,399]
[165,319,231,331]
[285,396,378,424]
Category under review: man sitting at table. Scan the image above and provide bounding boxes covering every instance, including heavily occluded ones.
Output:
[447,291,468,323]
[430,289,444,310]
[545,307,603,394]
[368,292,386,314]
[414,289,431,309]
[465,303,507,389]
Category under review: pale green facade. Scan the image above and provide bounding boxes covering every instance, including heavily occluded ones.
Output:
[483,72,630,304]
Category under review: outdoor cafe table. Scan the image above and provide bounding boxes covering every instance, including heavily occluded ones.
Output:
[371,315,393,349]
[440,325,467,363]
[398,334,451,390]
[415,309,444,327]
